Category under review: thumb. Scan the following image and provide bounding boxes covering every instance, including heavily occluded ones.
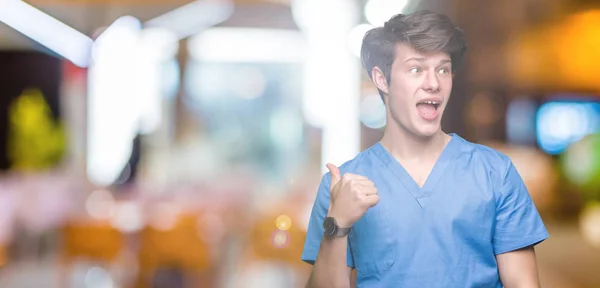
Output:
[326,163,341,192]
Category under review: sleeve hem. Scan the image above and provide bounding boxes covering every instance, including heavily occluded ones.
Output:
[302,259,316,265]
[494,232,549,255]
[301,252,355,268]
[301,250,317,265]
[301,256,317,265]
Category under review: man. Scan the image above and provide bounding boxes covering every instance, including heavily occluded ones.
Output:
[302,10,548,288]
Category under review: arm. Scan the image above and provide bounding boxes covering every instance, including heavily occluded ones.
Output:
[497,246,540,288]
[306,236,353,288]
[303,164,379,288]
[302,171,354,288]
[493,160,549,288]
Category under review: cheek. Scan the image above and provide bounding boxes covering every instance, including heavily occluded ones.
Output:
[442,76,453,91]
[387,80,417,111]
[386,95,413,119]
[390,74,417,90]
[389,75,420,98]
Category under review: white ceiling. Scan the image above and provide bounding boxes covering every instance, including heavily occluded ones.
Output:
[0,1,297,50]
[0,3,184,49]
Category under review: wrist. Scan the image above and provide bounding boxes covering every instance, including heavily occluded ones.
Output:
[326,212,352,228]
[323,216,352,238]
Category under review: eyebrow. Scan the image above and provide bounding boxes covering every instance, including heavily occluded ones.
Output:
[404,58,452,65]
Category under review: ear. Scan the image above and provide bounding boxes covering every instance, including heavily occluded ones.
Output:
[371,66,389,95]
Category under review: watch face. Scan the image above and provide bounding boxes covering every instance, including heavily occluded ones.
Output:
[323,217,336,236]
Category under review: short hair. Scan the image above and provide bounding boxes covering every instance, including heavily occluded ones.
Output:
[361,10,467,97]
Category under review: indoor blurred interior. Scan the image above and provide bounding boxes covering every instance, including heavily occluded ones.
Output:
[0,0,600,287]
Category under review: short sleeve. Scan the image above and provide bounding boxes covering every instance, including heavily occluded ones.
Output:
[301,173,354,268]
[493,160,549,255]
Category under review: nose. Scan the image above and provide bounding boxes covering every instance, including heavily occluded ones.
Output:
[422,71,440,92]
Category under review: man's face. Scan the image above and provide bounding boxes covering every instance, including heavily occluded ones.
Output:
[376,43,453,138]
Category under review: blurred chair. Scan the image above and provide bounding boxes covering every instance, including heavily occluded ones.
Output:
[135,212,214,288]
[59,220,126,287]
[61,221,124,262]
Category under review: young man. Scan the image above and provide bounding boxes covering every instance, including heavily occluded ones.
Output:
[302,10,549,288]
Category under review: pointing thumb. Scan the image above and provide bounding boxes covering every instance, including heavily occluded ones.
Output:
[326,163,341,192]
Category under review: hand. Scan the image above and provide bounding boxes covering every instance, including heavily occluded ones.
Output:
[326,163,379,228]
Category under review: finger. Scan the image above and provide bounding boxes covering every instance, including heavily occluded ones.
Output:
[365,194,380,207]
[353,179,376,188]
[326,163,341,191]
[361,187,378,196]
[342,173,368,181]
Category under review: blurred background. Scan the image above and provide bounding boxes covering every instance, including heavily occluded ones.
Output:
[0,0,599,287]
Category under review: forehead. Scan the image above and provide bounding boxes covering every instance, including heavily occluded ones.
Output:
[393,43,451,64]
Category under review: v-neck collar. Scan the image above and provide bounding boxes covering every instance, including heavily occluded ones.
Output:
[372,133,461,209]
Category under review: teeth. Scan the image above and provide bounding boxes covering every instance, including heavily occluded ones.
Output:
[420,100,439,105]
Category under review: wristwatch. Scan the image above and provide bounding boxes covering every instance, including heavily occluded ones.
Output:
[323,216,351,237]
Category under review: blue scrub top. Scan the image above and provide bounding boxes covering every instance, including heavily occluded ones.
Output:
[302,134,549,288]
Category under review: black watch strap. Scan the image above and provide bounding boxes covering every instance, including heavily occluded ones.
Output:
[334,227,351,237]
[323,216,351,237]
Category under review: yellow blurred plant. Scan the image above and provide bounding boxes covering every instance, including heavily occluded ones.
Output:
[7,87,66,171]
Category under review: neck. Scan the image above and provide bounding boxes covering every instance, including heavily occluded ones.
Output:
[380,122,450,162]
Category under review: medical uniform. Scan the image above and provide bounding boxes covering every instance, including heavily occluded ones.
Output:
[302,134,549,288]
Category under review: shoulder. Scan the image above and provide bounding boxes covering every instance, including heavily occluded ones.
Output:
[337,144,382,176]
[453,135,520,200]
[320,145,381,184]
[453,135,512,173]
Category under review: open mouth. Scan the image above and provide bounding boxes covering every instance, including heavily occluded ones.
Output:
[416,100,440,110]
[416,99,441,120]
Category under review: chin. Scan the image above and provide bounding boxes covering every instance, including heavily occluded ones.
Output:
[413,123,442,138]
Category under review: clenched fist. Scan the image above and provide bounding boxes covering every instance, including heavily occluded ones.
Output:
[326,163,379,228]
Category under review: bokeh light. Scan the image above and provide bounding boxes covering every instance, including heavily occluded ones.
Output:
[84,266,115,288]
[271,230,290,249]
[149,202,180,231]
[85,189,116,220]
[561,133,600,196]
[275,215,292,231]
[536,101,600,155]
[109,201,144,233]
[580,201,600,248]
[359,94,386,129]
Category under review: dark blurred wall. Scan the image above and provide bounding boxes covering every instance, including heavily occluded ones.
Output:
[0,51,62,170]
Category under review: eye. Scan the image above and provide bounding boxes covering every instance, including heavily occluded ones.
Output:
[409,67,421,74]
[438,67,451,74]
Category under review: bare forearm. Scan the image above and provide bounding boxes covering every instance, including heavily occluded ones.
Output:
[306,236,351,288]
[497,246,541,288]
[500,273,540,288]
[501,278,540,288]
